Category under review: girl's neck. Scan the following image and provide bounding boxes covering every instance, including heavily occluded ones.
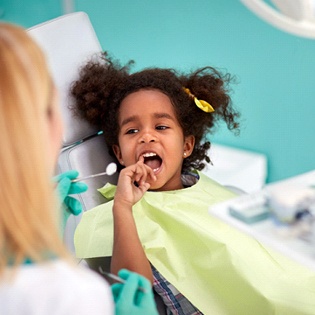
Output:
[149,172,199,192]
[150,177,184,192]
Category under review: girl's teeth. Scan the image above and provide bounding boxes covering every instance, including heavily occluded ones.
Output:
[143,152,156,157]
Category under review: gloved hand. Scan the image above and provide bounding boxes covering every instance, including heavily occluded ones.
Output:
[112,269,159,315]
[54,170,88,229]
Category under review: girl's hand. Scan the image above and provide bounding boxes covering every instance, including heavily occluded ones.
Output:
[114,157,156,208]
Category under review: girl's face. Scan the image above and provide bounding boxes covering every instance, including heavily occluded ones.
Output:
[113,89,195,191]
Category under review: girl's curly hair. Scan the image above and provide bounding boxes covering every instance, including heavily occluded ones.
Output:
[71,52,240,172]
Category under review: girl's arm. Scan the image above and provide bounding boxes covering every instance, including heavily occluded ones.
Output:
[110,159,156,284]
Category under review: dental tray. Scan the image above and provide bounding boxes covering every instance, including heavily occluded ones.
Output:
[209,170,315,272]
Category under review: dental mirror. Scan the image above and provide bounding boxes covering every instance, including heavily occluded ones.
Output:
[72,162,117,182]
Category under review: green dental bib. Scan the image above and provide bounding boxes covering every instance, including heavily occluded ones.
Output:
[74,172,315,315]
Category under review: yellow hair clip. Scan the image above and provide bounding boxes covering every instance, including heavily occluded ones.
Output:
[183,88,214,113]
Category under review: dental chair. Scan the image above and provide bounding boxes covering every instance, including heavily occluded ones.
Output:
[27,12,167,314]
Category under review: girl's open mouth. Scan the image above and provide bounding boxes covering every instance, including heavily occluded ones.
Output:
[142,152,162,173]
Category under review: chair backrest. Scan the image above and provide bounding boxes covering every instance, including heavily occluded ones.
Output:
[28,12,99,147]
[28,12,118,251]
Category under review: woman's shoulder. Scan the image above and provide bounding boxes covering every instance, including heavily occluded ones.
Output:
[0,259,114,314]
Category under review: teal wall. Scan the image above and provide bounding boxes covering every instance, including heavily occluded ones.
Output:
[0,0,62,27]
[1,0,315,183]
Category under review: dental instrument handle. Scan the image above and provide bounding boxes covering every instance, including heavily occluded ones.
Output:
[71,162,117,183]
[98,267,146,293]
[72,171,108,183]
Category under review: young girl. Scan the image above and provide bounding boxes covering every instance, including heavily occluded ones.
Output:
[0,24,157,315]
[72,55,315,315]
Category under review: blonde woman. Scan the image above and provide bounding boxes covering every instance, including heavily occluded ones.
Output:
[0,23,157,315]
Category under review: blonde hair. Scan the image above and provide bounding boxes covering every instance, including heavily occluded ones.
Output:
[0,23,69,273]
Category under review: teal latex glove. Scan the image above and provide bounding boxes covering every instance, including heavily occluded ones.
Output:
[112,269,158,315]
[54,170,88,229]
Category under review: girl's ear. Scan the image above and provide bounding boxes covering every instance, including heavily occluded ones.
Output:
[112,144,124,165]
[183,135,195,158]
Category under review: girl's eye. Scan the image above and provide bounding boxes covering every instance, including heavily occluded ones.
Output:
[156,125,168,130]
[126,129,139,134]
